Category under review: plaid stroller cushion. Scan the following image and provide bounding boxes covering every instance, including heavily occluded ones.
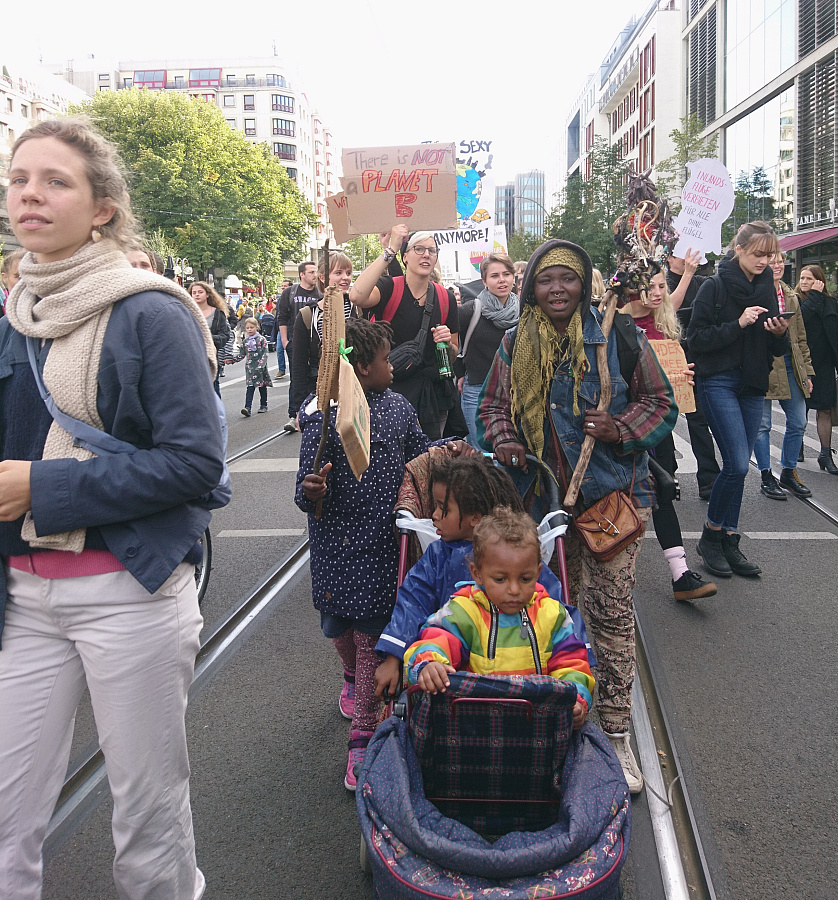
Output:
[410,673,577,833]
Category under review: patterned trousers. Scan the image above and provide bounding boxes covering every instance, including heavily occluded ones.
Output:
[562,506,651,734]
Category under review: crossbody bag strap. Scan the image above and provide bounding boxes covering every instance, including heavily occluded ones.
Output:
[414,283,436,354]
[457,296,482,360]
[25,336,136,457]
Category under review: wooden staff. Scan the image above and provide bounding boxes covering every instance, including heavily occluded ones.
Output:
[563,288,619,511]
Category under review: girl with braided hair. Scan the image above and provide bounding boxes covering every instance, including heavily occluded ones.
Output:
[373,454,584,701]
[477,239,676,794]
[295,318,469,792]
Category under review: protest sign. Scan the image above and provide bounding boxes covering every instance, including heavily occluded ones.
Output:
[672,158,735,259]
[648,339,696,413]
[340,143,457,234]
[325,192,356,245]
[432,138,496,254]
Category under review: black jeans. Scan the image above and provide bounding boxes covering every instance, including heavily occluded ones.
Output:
[285,342,296,417]
[685,385,721,489]
[245,385,267,411]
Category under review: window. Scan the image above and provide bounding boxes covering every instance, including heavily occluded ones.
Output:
[315,140,322,155]
[285,167,297,180]
[630,86,637,113]
[246,74,256,85]
[174,75,185,88]
[226,74,237,85]
[316,161,322,176]
[272,118,294,136]
[188,68,221,88]
[266,73,276,86]
[98,73,109,82]
[244,94,255,110]
[612,111,618,133]
[316,183,323,197]
[272,94,293,112]
[244,118,256,136]
[326,153,331,166]
[133,70,166,89]
[274,143,296,160]
[223,94,235,107]
[202,94,214,103]
[226,118,236,129]
[123,77,133,89]
[20,103,28,118]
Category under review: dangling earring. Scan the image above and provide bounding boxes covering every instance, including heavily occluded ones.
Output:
[91,229,102,243]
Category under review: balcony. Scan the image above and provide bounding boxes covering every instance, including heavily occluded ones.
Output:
[275,151,296,161]
[244,103,255,111]
[273,127,294,136]
[245,128,257,136]
[272,104,293,112]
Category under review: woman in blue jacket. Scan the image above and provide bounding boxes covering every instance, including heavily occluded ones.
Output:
[0,119,224,899]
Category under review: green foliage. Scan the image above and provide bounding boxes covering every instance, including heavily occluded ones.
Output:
[655,114,720,207]
[71,89,318,282]
[720,166,776,247]
[343,234,383,273]
[546,138,629,273]
[506,228,544,263]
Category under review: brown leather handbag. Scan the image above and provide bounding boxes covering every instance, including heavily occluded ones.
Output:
[573,488,643,561]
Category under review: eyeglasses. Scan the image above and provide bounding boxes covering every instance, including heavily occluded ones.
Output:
[411,246,438,257]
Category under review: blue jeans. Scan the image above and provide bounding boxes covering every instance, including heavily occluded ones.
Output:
[753,355,807,471]
[245,384,267,411]
[697,371,765,532]
[460,376,482,447]
[276,332,286,375]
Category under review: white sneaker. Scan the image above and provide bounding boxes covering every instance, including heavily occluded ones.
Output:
[193,867,206,900]
[284,418,299,432]
[606,732,644,794]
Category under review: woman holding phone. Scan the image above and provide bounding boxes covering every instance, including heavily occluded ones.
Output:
[687,222,790,579]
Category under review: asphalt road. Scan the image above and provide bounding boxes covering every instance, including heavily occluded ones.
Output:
[42,374,838,899]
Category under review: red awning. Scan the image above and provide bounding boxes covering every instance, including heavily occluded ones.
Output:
[779,225,838,252]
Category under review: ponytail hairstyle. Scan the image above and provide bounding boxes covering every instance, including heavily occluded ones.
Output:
[10,117,138,249]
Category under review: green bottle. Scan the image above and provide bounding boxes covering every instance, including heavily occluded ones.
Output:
[435,341,453,378]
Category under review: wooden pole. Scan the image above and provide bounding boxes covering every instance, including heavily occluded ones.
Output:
[313,240,330,518]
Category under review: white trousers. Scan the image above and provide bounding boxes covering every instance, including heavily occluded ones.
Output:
[0,563,204,900]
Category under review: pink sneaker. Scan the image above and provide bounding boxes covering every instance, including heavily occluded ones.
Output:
[339,678,356,720]
[344,730,372,792]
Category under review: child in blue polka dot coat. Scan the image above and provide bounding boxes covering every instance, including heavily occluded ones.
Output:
[295,319,468,791]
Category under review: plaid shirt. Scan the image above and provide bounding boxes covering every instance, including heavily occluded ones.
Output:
[476,313,676,509]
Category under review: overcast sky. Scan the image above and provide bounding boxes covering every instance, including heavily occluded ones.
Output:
[10,0,654,195]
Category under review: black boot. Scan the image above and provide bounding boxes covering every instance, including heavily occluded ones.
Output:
[760,469,787,500]
[721,532,761,577]
[697,525,732,578]
[779,467,812,498]
[818,447,838,475]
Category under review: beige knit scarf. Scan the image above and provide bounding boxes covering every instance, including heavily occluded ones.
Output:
[5,239,217,552]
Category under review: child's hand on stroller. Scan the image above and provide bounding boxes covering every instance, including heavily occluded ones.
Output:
[572,699,587,730]
[302,462,332,501]
[374,655,401,700]
[417,661,456,694]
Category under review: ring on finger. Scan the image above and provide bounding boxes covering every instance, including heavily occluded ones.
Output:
[511,455,518,465]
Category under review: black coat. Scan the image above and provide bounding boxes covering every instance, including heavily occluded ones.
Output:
[799,288,838,409]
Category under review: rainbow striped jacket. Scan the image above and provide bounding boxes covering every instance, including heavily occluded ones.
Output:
[404,584,594,710]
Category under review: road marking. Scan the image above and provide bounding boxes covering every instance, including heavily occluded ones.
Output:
[217,529,306,538]
[659,531,837,540]
[229,459,298,472]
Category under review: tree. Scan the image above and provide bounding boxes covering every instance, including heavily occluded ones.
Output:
[655,114,720,208]
[507,228,543,263]
[546,138,629,273]
[71,89,318,284]
[343,234,382,273]
[721,166,776,246]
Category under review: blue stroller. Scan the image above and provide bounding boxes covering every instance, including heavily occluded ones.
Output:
[357,672,630,899]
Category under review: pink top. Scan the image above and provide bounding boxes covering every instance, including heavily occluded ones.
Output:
[777,285,786,314]
[6,549,125,579]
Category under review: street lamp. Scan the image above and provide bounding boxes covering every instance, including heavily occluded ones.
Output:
[173,257,192,288]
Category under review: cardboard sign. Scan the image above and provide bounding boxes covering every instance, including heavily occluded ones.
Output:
[648,340,696,414]
[672,158,735,259]
[340,143,458,234]
[336,356,370,480]
[325,192,357,245]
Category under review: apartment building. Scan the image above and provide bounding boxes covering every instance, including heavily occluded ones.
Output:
[495,171,547,238]
[54,56,339,253]
[0,60,89,251]
[562,1,682,189]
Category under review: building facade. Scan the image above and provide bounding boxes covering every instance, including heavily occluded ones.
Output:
[495,171,547,238]
[53,56,338,255]
[685,0,838,279]
[562,1,682,192]
[0,61,89,252]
